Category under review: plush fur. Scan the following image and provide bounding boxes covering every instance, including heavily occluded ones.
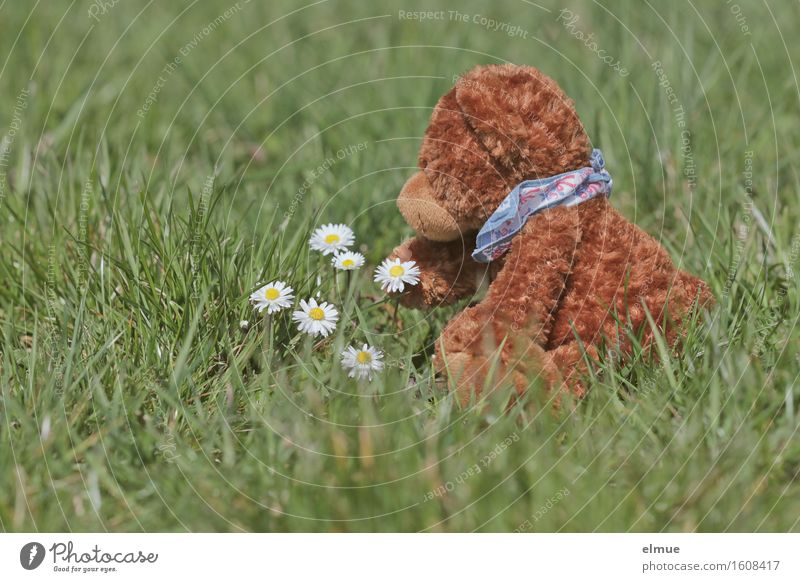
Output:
[390,64,713,402]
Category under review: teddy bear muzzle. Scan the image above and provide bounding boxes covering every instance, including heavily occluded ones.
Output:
[396,171,462,242]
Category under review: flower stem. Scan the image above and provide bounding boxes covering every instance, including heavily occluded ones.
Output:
[392,296,401,328]
[345,270,357,310]
[263,313,273,369]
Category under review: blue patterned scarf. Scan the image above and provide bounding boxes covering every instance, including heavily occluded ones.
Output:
[472,149,612,263]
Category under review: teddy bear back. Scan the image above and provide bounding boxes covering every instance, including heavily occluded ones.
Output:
[418,64,592,228]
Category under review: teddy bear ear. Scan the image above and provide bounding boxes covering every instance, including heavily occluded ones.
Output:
[454,64,591,178]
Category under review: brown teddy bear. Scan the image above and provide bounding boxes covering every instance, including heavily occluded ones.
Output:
[389,63,712,402]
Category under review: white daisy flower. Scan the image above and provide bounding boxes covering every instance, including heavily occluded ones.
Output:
[341,343,384,380]
[292,298,339,337]
[373,258,421,293]
[332,250,365,271]
[309,223,355,255]
[250,281,294,314]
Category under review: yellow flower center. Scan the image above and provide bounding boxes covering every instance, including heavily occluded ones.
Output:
[389,265,405,277]
[309,307,325,321]
[356,351,372,364]
[342,259,355,268]
[324,233,340,245]
[265,288,280,300]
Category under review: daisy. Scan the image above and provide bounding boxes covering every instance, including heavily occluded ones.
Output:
[341,343,384,380]
[250,281,294,314]
[332,250,365,271]
[309,223,355,255]
[374,258,421,293]
[292,298,339,337]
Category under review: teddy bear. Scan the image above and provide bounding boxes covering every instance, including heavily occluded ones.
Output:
[388,63,713,402]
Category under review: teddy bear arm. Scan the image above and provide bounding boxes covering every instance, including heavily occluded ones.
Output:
[481,205,581,341]
[638,268,714,350]
[435,206,581,397]
[389,236,486,308]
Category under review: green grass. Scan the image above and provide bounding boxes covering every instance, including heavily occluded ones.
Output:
[1,0,799,532]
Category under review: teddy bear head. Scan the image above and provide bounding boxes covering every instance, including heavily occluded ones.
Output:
[397,64,592,242]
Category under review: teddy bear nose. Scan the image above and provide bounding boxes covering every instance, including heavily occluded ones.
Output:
[397,172,461,242]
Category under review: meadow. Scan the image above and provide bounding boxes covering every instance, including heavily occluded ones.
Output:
[1,0,798,532]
